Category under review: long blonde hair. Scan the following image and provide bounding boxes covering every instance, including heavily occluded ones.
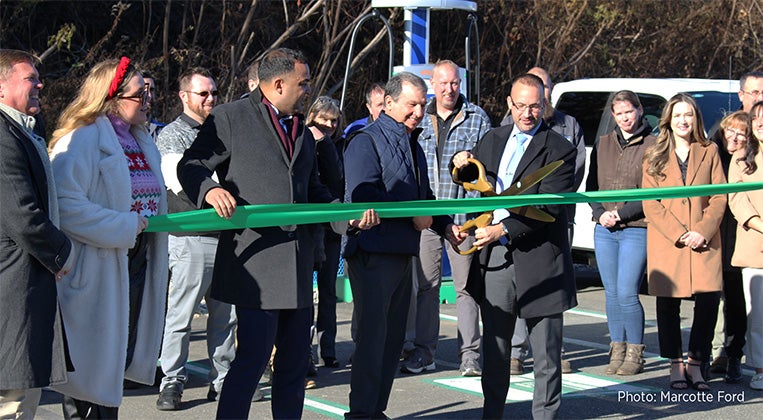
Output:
[644,93,708,180]
[49,59,141,151]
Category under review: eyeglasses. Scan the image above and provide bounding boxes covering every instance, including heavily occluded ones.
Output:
[119,86,149,106]
[725,129,748,143]
[741,89,763,98]
[511,101,543,113]
[186,90,219,98]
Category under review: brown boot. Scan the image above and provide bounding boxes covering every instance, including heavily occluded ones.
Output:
[617,343,645,375]
[605,342,626,374]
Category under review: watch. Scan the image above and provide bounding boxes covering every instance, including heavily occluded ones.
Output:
[501,223,510,239]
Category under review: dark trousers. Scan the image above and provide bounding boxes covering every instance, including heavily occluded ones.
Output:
[656,292,721,362]
[217,306,311,419]
[345,251,412,419]
[125,232,148,369]
[722,270,747,359]
[62,396,118,420]
[480,245,563,420]
[316,231,341,360]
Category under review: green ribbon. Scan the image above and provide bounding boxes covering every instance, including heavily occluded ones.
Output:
[145,182,763,233]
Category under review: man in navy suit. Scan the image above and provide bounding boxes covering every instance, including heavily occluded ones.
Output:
[452,73,577,420]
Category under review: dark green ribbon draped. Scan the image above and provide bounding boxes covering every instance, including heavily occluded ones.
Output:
[145,182,763,233]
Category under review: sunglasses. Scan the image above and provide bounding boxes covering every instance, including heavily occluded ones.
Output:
[119,85,150,106]
[315,96,339,106]
[186,90,219,98]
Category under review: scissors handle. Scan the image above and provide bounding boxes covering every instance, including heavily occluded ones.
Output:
[451,157,496,196]
[451,240,478,256]
[451,212,493,255]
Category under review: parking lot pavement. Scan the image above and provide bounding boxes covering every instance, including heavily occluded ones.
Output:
[35,285,762,419]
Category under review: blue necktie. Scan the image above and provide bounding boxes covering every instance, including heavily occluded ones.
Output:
[494,133,529,224]
[504,132,528,187]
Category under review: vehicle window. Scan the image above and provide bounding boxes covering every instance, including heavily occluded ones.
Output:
[637,94,664,135]
[688,91,742,132]
[555,92,609,147]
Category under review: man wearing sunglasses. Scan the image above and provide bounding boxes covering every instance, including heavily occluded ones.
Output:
[155,67,237,411]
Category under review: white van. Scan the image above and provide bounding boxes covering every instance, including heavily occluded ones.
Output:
[550,78,741,263]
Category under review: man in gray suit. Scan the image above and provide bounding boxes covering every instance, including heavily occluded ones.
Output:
[178,48,377,419]
[0,49,73,418]
[452,73,577,419]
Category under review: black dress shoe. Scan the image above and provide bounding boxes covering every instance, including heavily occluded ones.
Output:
[123,379,143,390]
[709,356,728,374]
[156,383,182,411]
[206,384,218,402]
[323,357,340,368]
[725,357,743,383]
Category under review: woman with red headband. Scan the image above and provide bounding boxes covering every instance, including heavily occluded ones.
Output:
[48,57,168,417]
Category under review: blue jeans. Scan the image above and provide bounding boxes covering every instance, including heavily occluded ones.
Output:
[594,225,647,344]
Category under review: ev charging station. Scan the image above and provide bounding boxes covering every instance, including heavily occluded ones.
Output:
[340,0,479,111]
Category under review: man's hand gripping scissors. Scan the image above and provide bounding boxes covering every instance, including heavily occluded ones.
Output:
[451,158,564,255]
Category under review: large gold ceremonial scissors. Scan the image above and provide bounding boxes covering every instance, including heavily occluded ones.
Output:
[451,158,564,255]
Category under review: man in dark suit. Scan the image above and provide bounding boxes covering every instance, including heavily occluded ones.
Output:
[178,48,377,419]
[0,49,73,418]
[452,73,577,419]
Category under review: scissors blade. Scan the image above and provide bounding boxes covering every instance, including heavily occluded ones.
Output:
[509,206,555,222]
[500,160,564,197]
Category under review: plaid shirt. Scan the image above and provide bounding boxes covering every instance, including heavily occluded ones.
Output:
[418,95,492,224]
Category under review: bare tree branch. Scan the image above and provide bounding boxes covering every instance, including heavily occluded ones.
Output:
[267,0,324,52]
[84,1,129,63]
[192,0,206,47]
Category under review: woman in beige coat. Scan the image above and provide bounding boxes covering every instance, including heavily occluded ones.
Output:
[643,93,727,391]
[728,100,763,391]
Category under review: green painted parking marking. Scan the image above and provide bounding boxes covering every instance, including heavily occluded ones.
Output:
[429,372,661,402]
[302,396,347,418]
[187,360,348,418]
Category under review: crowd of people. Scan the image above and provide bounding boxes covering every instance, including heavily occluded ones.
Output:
[1,45,763,420]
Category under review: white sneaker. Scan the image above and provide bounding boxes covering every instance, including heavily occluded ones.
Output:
[750,373,763,390]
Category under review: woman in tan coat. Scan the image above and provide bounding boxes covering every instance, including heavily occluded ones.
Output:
[643,93,727,391]
[728,100,763,391]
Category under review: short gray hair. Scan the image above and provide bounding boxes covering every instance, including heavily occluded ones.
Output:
[385,72,426,101]
[0,49,38,80]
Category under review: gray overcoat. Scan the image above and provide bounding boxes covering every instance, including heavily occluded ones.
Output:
[0,110,72,390]
[178,89,334,310]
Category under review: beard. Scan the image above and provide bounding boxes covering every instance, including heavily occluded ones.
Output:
[189,101,211,120]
